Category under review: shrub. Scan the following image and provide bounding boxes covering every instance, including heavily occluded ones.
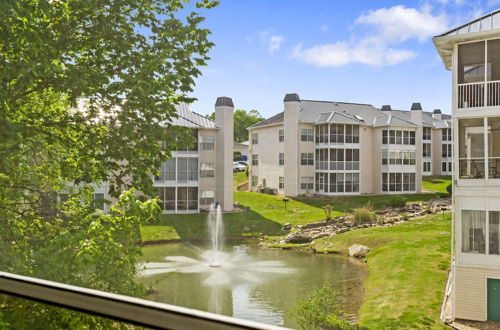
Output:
[291,282,363,330]
[401,213,409,221]
[323,204,333,221]
[389,196,407,208]
[446,183,452,196]
[352,207,376,225]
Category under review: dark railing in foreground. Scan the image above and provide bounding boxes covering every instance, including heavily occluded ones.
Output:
[0,271,286,330]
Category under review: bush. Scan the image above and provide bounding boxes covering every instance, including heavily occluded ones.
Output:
[389,196,407,208]
[323,204,333,221]
[446,183,452,196]
[291,282,363,330]
[352,207,376,225]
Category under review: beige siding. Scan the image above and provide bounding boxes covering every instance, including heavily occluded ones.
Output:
[431,128,443,175]
[360,126,375,194]
[248,125,284,193]
[454,266,500,321]
[298,124,315,195]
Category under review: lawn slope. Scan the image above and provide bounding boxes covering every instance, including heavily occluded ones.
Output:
[313,213,451,329]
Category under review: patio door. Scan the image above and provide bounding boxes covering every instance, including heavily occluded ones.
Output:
[318,175,325,193]
[488,278,500,321]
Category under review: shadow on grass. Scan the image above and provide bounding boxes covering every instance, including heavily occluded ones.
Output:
[156,210,283,240]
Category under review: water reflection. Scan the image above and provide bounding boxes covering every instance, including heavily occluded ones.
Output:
[138,242,366,327]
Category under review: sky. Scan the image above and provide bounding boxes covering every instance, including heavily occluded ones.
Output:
[188,0,500,118]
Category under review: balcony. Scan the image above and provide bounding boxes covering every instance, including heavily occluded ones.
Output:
[457,80,500,108]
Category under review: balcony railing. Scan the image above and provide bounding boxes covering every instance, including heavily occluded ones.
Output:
[458,81,500,108]
[315,161,360,171]
[459,158,485,179]
[0,271,282,330]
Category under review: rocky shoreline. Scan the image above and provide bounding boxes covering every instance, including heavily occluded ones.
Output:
[275,198,452,246]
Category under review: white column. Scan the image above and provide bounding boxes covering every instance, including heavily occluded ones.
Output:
[283,93,300,196]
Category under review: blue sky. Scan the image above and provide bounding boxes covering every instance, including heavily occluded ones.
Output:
[189,0,500,118]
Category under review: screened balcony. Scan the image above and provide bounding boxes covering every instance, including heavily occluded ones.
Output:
[457,39,500,109]
[458,117,500,179]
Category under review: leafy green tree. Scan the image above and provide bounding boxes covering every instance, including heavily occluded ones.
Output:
[292,283,364,330]
[210,109,264,142]
[0,0,217,327]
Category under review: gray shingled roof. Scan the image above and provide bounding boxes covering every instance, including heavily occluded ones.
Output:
[169,103,217,129]
[249,98,451,130]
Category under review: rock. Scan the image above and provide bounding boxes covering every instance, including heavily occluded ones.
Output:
[284,233,312,244]
[282,223,292,231]
[348,244,371,258]
[312,232,330,240]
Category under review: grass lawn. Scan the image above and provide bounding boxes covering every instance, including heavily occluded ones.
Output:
[233,171,248,188]
[312,213,451,329]
[422,176,451,195]
[141,174,449,243]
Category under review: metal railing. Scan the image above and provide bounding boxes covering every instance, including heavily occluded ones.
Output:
[0,271,286,330]
[458,80,500,108]
[458,158,485,178]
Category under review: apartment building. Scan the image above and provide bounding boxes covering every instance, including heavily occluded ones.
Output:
[247,94,451,197]
[153,97,234,213]
[434,9,500,322]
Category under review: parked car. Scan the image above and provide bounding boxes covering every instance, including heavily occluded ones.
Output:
[233,162,246,172]
[237,161,248,167]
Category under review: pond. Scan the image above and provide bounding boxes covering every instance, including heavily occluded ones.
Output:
[138,241,367,328]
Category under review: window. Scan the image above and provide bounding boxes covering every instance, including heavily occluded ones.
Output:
[442,128,452,141]
[279,153,284,166]
[176,187,198,211]
[251,175,258,187]
[252,133,258,144]
[199,135,214,150]
[330,124,344,143]
[490,211,500,255]
[423,143,431,157]
[165,158,176,180]
[382,172,415,192]
[409,131,416,145]
[301,128,314,141]
[345,125,360,143]
[345,149,360,170]
[315,124,328,144]
[158,187,175,211]
[252,154,258,166]
[200,162,215,178]
[93,193,105,211]
[301,153,314,166]
[177,158,198,182]
[300,177,314,190]
[200,191,214,205]
[458,118,484,179]
[442,144,452,158]
[442,162,447,172]
[488,117,500,178]
[329,173,345,193]
[279,176,284,189]
[462,210,486,254]
[345,173,359,192]
[329,148,343,170]
[423,162,431,172]
[448,162,452,172]
[395,130,402,145]
[278,129,284,142]
[315,149,329,170]
[382,130,388,145]
[423,127,431,140]
[382,149,388,165]
[403,131,409,145]
[389,130,396,144]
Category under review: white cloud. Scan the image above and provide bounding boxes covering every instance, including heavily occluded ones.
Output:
[291,5,448,67]
[356,5,449,43]
[259,31,285,54]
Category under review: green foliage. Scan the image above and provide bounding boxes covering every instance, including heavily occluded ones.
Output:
[211,109,264,142]
[245,165,249,178]
[389,196,407,208]
[312,213,452,329]
[233,150,242,161]
[352,207,376,225]
[446,183,452,196]
[291,282,361,330]
[322,204,333,221]
[0,0,217,327]
[401,213,409,221]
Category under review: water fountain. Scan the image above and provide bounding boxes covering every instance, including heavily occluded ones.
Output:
[208,203,223,267]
